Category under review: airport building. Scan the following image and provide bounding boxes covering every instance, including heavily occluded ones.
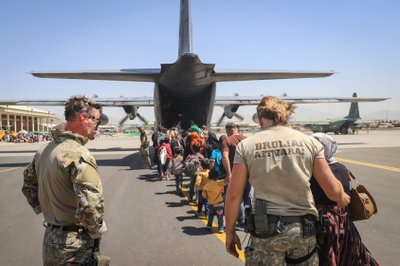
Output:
[0,105,60,132]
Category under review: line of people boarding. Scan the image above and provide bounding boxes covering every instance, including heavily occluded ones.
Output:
[139,117,379,265]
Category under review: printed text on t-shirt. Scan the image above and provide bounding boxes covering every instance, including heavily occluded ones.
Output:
[254,140,305,159]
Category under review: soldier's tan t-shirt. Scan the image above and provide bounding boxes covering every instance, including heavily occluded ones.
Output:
[234,126,324,218]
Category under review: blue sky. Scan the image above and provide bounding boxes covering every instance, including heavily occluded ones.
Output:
[1,0,399,124]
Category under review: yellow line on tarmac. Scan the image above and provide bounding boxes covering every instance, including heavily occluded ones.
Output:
[181,188,246,263]
[336,157,400,173]
[0,167,21,173]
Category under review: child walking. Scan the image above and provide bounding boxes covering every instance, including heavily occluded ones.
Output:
[171,147,184,195]
[195,159,210,217]
[202,169,225,233]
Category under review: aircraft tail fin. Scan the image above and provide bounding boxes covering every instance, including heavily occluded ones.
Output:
[345,92,361,120]
[178,0,193,56]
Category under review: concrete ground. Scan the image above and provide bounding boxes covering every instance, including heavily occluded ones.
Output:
[0,128,399,265]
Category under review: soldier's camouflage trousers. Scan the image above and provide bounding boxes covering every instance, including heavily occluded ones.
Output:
[245,222,318,266]
[43,226,95,266]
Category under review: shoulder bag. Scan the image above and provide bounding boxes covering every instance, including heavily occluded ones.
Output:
[348,171,377,221]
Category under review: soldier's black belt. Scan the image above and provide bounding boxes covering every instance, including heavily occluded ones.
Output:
[46,223,84,232]
[268,214,315,224]
[249,214,317,238]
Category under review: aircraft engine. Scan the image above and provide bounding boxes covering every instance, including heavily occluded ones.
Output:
[216,104,244,126]
[100,113,109,126]
[120,105,148,126]
[122,105,137,119]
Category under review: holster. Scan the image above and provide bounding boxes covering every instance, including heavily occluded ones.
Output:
[254,199,270,235]
[316,208,329,246]
[244,199,277,237]
[244,206,255,234]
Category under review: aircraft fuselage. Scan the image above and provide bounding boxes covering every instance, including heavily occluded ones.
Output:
[154,53,216,129]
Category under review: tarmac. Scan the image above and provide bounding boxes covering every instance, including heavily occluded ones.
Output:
[0,128,399,265]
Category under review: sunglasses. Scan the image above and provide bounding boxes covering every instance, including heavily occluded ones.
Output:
[87,113,108,127]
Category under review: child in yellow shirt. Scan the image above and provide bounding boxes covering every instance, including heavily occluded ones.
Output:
[202,169,225,233]
[195,159,210,216]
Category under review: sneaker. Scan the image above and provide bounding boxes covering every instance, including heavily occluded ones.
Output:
[235,226,244,231]
[236,221,245,228]
[189,199,197,205]
[218,227,225,233]
[206,224,212,230]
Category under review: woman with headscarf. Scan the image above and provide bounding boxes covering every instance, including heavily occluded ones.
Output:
[310,133,379,266]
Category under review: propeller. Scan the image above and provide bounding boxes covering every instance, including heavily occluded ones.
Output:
[119,115,130,126]
[216,104,245,126]
[119,105,148,126]
[136,113,149,125]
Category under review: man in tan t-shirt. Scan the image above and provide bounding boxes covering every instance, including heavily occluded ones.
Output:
[224,96,350,265]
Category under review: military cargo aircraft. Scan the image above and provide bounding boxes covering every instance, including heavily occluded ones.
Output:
[296,93,365,134]
[0,0,388,129]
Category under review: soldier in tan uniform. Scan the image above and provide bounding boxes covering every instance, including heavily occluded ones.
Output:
[22,96,109,265]
[225,96,350,265]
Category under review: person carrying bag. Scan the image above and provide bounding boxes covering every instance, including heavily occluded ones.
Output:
[348,171,378,221]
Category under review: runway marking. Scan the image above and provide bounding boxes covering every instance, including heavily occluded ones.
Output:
[336,157,400,173]
[181,187,246,263]
[0,167,21,173]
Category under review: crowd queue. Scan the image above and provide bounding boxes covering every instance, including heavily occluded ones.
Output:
[139,96,379,266]
[22,95,379,265]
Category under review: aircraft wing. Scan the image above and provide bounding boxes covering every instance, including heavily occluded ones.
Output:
[31,68,161,82]
[31,69,335,83]
[214,95,389,105]
[1,94,388,107]
[0,97,154,107]
[213,70,334,82]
